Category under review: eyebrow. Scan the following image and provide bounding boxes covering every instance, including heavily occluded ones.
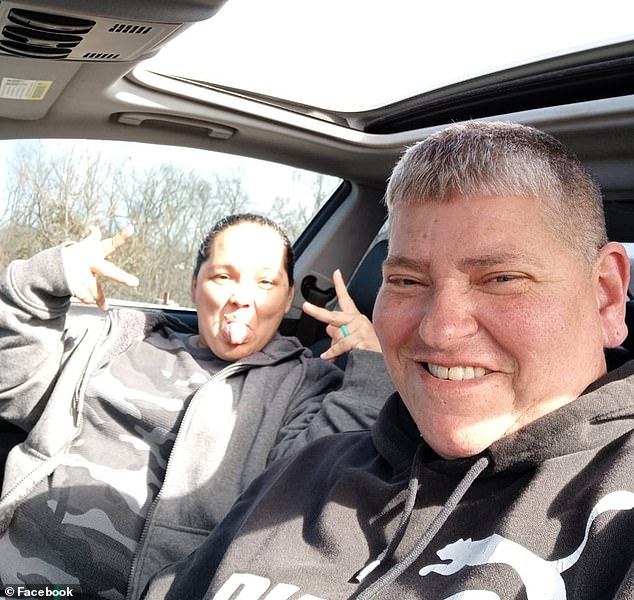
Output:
[459,252,538,269]
[382,255,428,271]
[205,263,284,277]
[383,251,540,272]
[204,262,236,271]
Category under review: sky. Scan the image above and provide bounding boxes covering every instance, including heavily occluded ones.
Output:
[143,0,634,112]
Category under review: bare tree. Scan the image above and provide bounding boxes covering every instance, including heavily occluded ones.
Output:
[110,164,250,305]
[0,143,335,307]
[269,195,309,241]
[1,142,114,252]
[268,171,336,241]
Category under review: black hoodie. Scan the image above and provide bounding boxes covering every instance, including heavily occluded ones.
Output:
[145,360,634,600]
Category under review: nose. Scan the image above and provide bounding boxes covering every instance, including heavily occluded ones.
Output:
[229,283,254,307]
[417,283,477,349]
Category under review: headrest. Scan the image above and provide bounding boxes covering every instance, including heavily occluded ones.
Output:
[347,239,387,319]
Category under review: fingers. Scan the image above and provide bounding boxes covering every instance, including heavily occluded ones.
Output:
[92,259,139,288]
[301,301,354,359]
[301,270,358,326]
[301,269,381,359]
[332,269,359,313]
[100,225,134,258]
[302,269,360,325]
[69,261,132,311]
[94,280,107,311]
[62,225,138,310]
[86,225,102,243]
[90,226,138,289]
[319,315,383,360]
[302,300,348,327]
[320,324,352,361]
[80,225,134,261]
[71,272,107,310]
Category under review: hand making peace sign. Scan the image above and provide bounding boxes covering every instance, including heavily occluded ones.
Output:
[301,269,381,361]
[61,225,139,311]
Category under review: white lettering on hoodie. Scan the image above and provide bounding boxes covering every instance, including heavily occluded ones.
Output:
[213,573,325,600]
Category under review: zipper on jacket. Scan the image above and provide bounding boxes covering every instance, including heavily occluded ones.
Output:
[71,315,112,428]
[125,361,250,600]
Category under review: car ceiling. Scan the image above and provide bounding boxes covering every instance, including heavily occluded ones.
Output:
[1,0,634,241]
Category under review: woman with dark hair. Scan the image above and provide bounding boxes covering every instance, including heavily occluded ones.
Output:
[0,214,392,599]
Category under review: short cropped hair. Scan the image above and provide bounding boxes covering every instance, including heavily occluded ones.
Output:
[193,213,295,286]
[385,121,607,263]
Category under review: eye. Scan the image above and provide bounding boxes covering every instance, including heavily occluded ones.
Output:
[490,274,516,283]
[386,275,421,287]
[479,271,529,294]
[258,279,274,289]
[213,273,232,283]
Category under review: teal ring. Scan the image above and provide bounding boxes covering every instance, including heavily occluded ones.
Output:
[341,324,350,337]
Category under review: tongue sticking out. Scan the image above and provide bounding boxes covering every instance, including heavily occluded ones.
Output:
[223,320,250,345]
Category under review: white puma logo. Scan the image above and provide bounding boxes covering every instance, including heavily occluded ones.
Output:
[419,490,634,600]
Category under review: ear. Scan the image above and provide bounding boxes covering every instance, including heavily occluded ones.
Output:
[284,285,295,314]
[596,242,630,348]
[191,274,198,305]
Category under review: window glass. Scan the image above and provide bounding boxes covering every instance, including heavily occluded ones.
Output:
[0,139,341,307]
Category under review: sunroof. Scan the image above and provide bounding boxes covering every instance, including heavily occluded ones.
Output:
[142,0,634,113]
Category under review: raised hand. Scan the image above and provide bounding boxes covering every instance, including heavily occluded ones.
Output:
[61,226,139,310]
[302,269,381,361]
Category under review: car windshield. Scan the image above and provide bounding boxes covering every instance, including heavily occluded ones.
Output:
[141,0,634,112]
[0,138,341,308]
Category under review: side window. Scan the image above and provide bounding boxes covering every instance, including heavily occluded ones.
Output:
[0,139,341,307]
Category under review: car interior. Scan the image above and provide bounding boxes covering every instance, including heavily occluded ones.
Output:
[2,0,634,464]
[0,0,634,595]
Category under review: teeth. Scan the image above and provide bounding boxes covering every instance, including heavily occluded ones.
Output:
[427,363,487,380]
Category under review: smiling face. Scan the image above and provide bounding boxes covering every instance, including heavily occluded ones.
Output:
[373,195,629,459]
[192,223,293,361]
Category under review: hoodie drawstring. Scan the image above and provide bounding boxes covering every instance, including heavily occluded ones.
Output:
[352,445,425,584]
[353,451,490,599]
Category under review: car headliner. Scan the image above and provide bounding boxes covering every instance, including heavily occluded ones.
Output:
[0,0,633,238]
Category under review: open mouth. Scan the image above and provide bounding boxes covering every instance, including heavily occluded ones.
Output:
[425,363,490,381]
